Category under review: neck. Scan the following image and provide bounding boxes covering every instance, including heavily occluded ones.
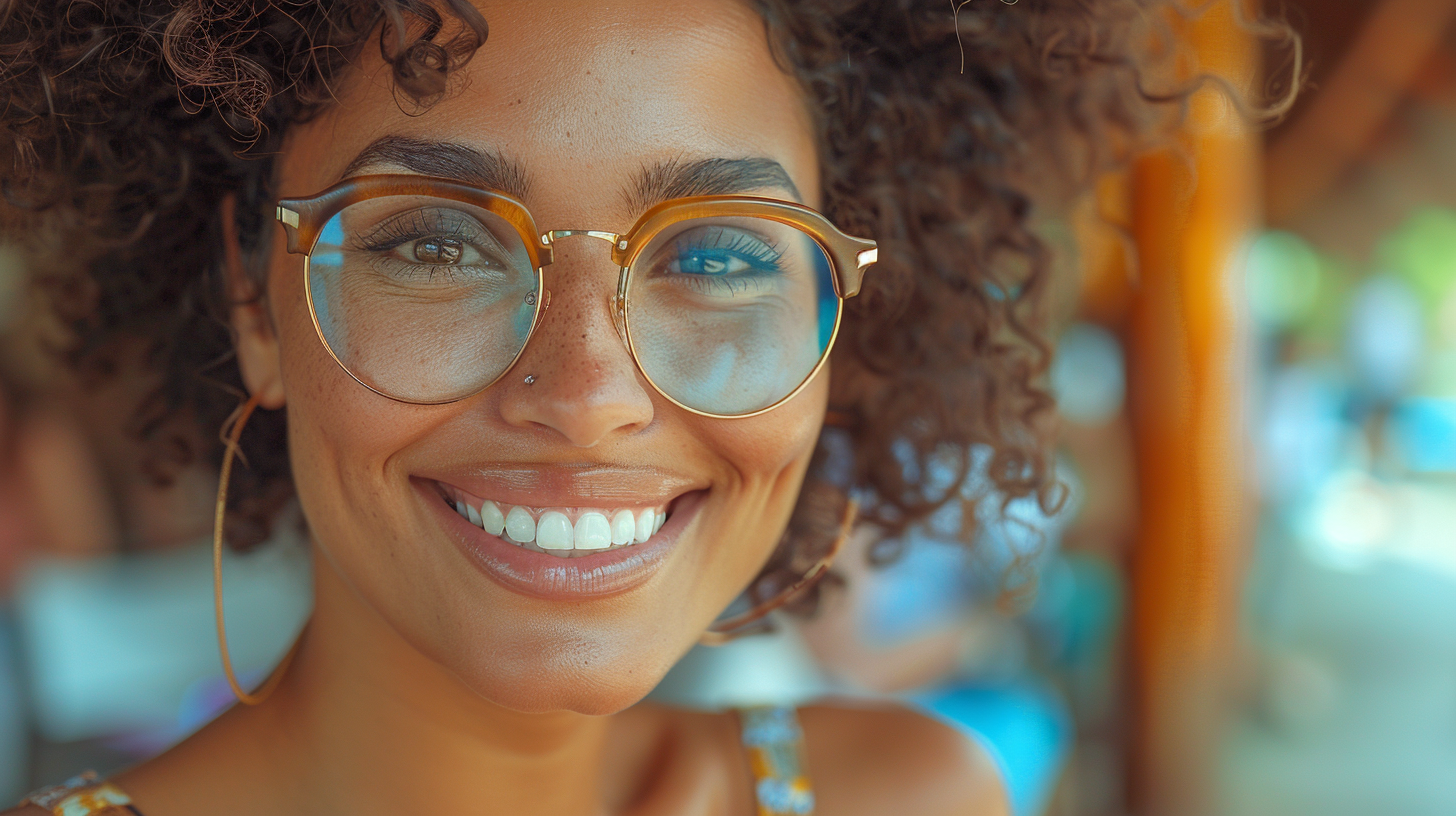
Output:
[255,551,624,816]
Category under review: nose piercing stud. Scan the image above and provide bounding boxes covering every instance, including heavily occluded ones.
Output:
[524,374,536,385]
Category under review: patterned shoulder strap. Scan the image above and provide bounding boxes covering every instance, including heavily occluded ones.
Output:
[19,771,143,816]
[738,705,815,816]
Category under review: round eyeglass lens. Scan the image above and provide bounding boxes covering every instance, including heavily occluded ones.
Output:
[306,195,540,403]
[625,216,840,415]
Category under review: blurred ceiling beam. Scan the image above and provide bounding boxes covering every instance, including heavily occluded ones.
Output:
[1266,0,1456,224]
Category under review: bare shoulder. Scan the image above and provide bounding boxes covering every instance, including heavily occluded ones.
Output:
[799,701,1009,816]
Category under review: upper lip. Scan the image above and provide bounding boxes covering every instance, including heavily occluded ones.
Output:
[415,463,705,508]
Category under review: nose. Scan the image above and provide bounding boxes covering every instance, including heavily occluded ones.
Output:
[496,242,654,447]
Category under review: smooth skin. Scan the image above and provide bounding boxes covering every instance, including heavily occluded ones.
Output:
[12,1,1007,814]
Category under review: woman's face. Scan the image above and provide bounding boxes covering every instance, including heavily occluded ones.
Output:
[246,0,825,714]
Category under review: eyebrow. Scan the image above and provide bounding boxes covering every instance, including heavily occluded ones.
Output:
[339,137,801,212]
[340,136,532,200]
[627,157,803,212]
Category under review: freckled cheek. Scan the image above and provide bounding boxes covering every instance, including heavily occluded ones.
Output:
[272,265,362,454]
[269,262,429,555]
[700,370,827,526]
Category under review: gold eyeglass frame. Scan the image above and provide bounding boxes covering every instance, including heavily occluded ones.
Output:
[275,173,879,418]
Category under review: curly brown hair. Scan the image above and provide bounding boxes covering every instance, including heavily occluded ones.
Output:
[0,0,1291,597]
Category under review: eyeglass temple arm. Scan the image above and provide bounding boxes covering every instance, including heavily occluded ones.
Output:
[836,241,878,298]
[276,205,309,255]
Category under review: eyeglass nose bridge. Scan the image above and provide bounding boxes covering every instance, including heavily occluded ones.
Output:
[542,230,626,251]
[540,229,632,345]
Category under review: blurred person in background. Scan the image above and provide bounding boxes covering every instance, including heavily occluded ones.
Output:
[0,243,142,797]
[0,1,1288,815]
[0,291,311,795]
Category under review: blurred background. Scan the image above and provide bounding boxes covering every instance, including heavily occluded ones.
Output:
[2,2,1455,815]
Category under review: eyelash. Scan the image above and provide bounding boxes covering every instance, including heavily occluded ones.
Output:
[348,208,521,283]
[644,227,785,297]
[356,209,489,253]
[674,231,784,268]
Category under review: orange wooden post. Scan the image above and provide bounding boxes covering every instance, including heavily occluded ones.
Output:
[1124,3,1260,814]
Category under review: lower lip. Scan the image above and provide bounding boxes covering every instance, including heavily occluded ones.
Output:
[417,480,706,601]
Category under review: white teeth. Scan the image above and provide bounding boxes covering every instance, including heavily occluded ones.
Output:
[575,512,612,550]
[480,501,505,536]
[634,509,654,544]
[450,491,672,554]
[505,505,537,543]
[536,511,574,550]
[610,510,635,546]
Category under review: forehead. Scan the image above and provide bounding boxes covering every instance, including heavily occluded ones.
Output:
[279,0,819,215]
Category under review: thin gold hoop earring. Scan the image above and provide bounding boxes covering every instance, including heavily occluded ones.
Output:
[699,498,858,646]
[214,392,295,705]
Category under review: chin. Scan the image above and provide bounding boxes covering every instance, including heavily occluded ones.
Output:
[443,628,687,716]
[465,660,673,716]
[487,683,655,717]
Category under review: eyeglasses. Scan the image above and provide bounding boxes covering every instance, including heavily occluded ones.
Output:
[275,174,877,418]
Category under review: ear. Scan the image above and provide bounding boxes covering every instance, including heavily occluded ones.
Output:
[221,194,286,409]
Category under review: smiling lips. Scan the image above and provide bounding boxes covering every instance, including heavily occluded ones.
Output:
[419,465,701,599]
[438,483,670,557]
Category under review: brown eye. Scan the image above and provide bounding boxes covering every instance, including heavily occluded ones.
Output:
[413,236,464,264]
